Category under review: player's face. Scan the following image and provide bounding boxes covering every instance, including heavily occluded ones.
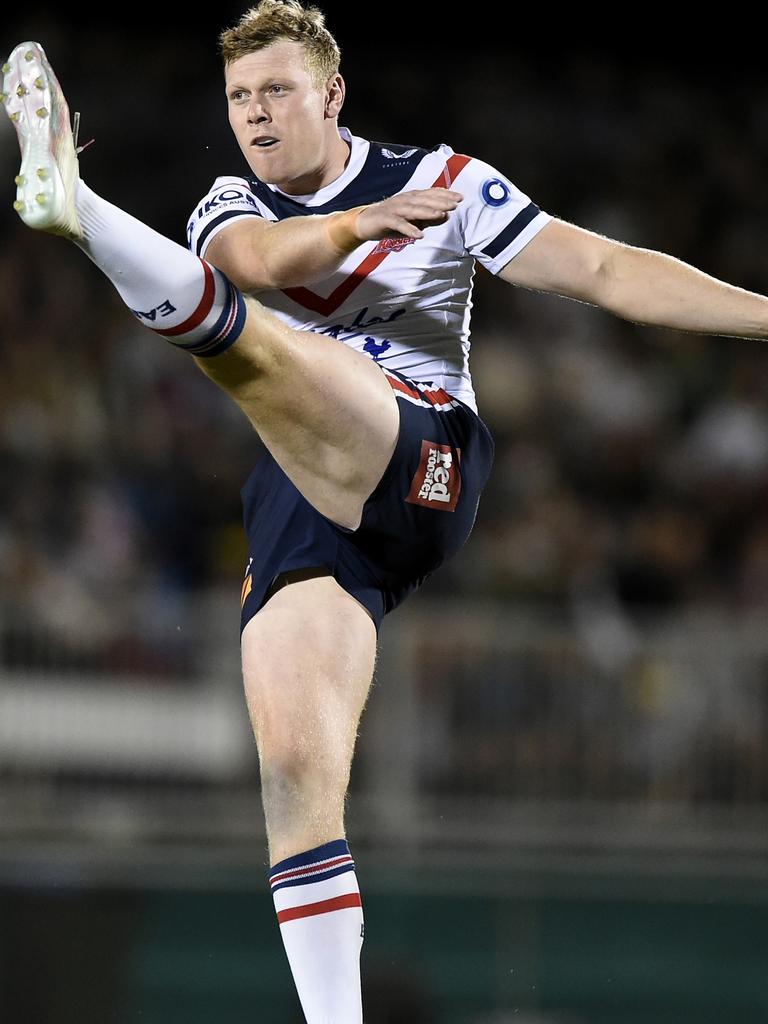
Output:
[225,41,342,194]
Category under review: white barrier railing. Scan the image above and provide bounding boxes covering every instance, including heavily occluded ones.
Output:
[1,592,767,854]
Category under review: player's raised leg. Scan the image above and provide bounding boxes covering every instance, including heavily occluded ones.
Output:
[192,301,399,529]
[3,41,398,531]
[3,42,81,237]
[242,572,374,1024]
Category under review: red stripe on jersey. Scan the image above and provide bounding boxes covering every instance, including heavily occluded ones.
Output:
[386,375,422,401]
[283,249,390,316]
[277,892,362,924]
[386,374,455,408]
[282,154,474,316]
[156,261,216,337]
[439,153,472,188]
[426,386,455,406]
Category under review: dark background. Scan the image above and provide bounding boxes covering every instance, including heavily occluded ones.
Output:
[3,8,768,1024]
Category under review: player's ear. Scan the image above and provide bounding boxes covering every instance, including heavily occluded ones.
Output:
[324,72,345,119]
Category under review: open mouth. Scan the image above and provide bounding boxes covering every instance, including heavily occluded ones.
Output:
[252,137,279,149]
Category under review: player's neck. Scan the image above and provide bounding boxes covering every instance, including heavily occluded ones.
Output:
[276,131,351,196]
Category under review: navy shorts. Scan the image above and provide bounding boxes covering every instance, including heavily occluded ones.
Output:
[239,367,495,632]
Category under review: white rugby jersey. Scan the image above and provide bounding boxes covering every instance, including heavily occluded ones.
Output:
[186,127,552,413]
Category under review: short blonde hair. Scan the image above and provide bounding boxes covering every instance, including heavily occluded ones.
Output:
[220,1,341,86]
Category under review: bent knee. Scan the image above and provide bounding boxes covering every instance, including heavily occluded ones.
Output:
[192,297,289,391]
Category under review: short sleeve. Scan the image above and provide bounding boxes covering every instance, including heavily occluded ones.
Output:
[186,176,264,258]
[453,156,552,274]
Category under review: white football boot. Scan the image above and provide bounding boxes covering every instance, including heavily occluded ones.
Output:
[2,41,82,238]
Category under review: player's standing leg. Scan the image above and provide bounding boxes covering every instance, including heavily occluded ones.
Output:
[242,571,374,1023]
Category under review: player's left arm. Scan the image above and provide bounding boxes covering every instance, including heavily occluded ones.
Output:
[499,217,768,340]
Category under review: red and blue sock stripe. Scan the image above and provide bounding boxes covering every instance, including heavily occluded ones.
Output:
[270,839,356,895]
[152,260,246,358]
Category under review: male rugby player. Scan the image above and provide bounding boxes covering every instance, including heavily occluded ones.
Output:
[5,3,768,1021]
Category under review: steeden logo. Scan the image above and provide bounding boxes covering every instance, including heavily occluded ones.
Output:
[406,441,462,511]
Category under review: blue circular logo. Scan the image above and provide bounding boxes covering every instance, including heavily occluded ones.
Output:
[481,178,511,208]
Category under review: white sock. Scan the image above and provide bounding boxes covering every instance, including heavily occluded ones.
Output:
[269,839,364,1024]
[74,180,245,356]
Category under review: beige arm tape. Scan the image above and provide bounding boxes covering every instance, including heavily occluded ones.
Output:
[324,206,368,254]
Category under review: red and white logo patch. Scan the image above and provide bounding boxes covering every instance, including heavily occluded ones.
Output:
[371,236,416,256]
[406,441,461,511]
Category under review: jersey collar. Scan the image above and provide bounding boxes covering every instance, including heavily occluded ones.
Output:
[266,127,370,207]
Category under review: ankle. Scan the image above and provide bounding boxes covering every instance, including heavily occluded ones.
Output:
[268,829,347,867]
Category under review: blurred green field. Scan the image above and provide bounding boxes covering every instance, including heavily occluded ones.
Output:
[2,859,767,1023]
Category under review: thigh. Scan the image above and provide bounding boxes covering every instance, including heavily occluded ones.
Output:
[197,298,399,530]
[238,369,496,634]
[241,572,377,775]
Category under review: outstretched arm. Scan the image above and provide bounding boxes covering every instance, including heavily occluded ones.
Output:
[499,218,768,340]
[204,188,462,293]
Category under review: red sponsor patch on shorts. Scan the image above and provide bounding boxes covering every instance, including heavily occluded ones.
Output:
[406,441,461,511]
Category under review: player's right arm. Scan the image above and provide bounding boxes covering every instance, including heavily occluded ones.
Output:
[188,179,462,293]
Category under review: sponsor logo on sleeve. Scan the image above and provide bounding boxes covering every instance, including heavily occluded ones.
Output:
[406,441,462,511]
[481,178,512,208]
[195,189,260,221]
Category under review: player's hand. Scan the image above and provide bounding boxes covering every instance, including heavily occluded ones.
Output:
[355,188,463,241]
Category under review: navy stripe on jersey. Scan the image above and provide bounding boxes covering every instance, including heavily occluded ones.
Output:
[482,202,541,259]
[246,141,429,219]
[194,207,262,258]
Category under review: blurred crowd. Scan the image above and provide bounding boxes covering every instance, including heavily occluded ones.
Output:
[1,28,768,675]
[1,22,764,1024]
